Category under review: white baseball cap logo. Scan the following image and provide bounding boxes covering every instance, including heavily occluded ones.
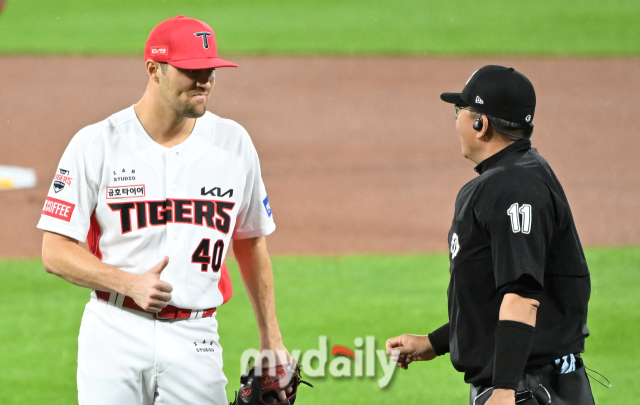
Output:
[525,115,532,122]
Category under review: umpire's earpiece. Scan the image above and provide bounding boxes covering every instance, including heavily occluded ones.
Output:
[473,116,484,131]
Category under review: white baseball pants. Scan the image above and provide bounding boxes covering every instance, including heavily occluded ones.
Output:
[77,297,228,405]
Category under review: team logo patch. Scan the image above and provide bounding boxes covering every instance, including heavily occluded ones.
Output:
[240,388,252,398]
[53,180,65,192]
[107,185,145,199]
[194,32,211,49]
[263,196,272,217]
[53,168,73,193]
[261,367,288,390]
[42,197,75,222]
[450,233,460,259]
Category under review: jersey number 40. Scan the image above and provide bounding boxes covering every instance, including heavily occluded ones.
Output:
[191,238,225,272]
[507,203,532,234]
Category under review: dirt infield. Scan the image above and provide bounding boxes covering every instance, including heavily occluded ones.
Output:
[1,56,638,257]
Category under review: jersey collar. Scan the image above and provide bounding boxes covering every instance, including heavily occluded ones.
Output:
[474,140,531,175]
[128,105,203,153]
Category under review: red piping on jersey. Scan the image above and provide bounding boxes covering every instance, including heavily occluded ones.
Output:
[87,211,103,260]
[218,261,233,305]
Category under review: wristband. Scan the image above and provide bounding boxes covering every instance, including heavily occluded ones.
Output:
[492,320,535,390]
[427,323,450,356]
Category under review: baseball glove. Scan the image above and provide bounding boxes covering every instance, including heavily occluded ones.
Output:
[229,361,313,405]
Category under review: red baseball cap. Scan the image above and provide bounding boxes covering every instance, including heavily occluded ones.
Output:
[144,15,237,69]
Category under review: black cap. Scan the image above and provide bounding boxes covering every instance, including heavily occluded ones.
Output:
[441,65,536,125]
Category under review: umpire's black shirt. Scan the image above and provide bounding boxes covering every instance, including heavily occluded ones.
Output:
[441,140,590,386]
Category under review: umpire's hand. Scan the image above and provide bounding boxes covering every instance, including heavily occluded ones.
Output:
[125,256,173,312]
[385,334,437,370]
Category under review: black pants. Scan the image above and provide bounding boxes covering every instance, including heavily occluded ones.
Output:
[470,358,595,405]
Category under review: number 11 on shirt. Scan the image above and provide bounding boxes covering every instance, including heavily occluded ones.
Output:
[507,203,532,234]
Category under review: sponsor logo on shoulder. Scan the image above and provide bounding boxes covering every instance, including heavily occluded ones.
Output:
[53,168,73,193]
[107,185,145,199]
[42,197,75,222]
[201,186,233,198]
[263,196,272,217]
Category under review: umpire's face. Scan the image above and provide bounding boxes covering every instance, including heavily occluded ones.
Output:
[455,107,482,162]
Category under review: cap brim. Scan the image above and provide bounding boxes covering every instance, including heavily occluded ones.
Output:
[169,57,238,69]
[440,92,467,106]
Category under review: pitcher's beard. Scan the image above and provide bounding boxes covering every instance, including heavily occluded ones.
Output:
[174,99,207,118]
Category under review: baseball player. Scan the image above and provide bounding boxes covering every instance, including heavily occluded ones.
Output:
[386,66,595,405]
[38,16,292,405]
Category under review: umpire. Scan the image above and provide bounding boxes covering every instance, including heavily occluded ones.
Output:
[386,65,595,405]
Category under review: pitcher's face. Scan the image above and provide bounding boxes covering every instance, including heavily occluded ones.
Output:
[159,64,216,118]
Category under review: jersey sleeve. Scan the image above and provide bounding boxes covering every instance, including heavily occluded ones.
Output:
[474,169,555,290]
[37,129,101,242]
[232,137,276,240]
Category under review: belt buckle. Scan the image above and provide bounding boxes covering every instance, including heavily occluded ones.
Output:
[154,307,178,321]
[153,313,170,321]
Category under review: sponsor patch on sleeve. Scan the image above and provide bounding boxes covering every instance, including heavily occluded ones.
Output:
[107,185,145,199]
[42,197,75,222]
[53,168,73,193]
[263,196,272,217]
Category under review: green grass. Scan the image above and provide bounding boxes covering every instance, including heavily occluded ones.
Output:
[0,0,639,56]
[0,247,637,404]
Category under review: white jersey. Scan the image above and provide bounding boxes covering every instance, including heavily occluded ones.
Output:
[38,106,275,309]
